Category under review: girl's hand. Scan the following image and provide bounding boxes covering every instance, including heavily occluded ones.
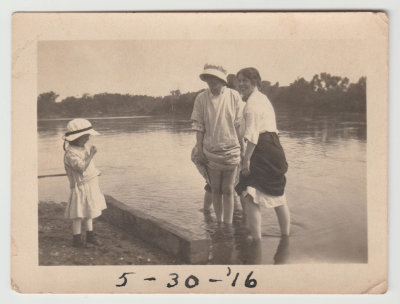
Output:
[90,146,97,155]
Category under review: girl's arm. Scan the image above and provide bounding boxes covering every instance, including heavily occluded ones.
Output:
[82,146,97,171]
[69,146,97,174]
[242,141,256,176]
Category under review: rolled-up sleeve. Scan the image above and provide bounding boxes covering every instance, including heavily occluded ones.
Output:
[243,108,260,145]
[191,94,205,132]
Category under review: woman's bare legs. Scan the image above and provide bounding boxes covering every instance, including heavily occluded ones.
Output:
[274,204,291,236]
[208,168,223,223]
[208,167,237,224]
[243,194,262,240]
[203,191,213,211]
[240,195,247,215]
[221,168,237,224]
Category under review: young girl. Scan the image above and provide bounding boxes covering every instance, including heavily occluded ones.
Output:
[63,118,107,247]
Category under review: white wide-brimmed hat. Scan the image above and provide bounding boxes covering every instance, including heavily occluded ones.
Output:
[199,64,228,84]
[63,118,99,141]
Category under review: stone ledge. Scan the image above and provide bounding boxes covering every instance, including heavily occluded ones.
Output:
[101,195,211,264]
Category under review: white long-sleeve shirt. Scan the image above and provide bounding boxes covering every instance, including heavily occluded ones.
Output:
[240,88,278,145]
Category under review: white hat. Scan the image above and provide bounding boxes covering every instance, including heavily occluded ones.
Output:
[199,64,228,84]
[63,118,99,141]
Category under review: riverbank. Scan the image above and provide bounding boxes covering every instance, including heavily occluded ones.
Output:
[38,201,182,265]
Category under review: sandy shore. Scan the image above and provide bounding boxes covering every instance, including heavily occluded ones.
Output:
[38,201,182,265]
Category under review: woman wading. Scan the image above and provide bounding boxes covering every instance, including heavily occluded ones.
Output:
[235,67,291,240]
[191,64,244,224]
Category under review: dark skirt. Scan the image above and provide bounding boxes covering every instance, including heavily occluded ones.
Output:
[235,132,288,196]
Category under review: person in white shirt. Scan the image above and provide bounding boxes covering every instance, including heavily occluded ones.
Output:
[235,67,291,240]
[191,64,244,224]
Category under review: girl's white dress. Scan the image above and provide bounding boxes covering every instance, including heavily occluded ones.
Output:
[64,145,107,219]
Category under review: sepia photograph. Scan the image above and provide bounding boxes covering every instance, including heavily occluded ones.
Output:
[37,40,368,266]
[11,12,388,294]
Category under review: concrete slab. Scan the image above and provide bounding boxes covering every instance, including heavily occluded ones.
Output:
[101,195,211,264]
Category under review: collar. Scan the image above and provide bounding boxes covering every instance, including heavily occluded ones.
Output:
[244,87,259,102]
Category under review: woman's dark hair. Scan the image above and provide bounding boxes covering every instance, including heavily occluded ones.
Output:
[236,67,262,89]
[227,74,239,91]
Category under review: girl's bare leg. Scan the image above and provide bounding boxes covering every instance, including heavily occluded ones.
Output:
[274,204,291,236]
[83,218,93,232]
[208,168,223,223]
[72,218,84,247]
[72,218,82,235]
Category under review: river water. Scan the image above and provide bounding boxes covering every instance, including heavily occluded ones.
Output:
[38,113,367,264]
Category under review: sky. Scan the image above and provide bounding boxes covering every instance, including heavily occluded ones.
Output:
[38,40,368,101]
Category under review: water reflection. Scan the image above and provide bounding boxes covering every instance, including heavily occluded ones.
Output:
[273,236,290,264]
[279,112,366,142]
[204,207,291,265]
[210,225,235,265]
[243,241,262,265]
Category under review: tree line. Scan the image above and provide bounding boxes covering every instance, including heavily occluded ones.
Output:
[37,73,366,119]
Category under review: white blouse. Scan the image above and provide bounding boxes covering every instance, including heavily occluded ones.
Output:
[191,86,244,166]
[240,88,278,145]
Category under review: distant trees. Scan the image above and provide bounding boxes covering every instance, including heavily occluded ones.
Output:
[166,89,181,112]
[36,90,200,119]
[37,91,59,117]
[311,73,350,92]
[37,73,366,119]
[260,73,366,114]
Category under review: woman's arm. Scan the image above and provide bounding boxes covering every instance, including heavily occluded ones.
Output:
[242,141,256,176]
[241,103,259,176]
[196,131,207,165]
[234,91,245,158]
[191,94,207,164]
[235,124,245,158]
